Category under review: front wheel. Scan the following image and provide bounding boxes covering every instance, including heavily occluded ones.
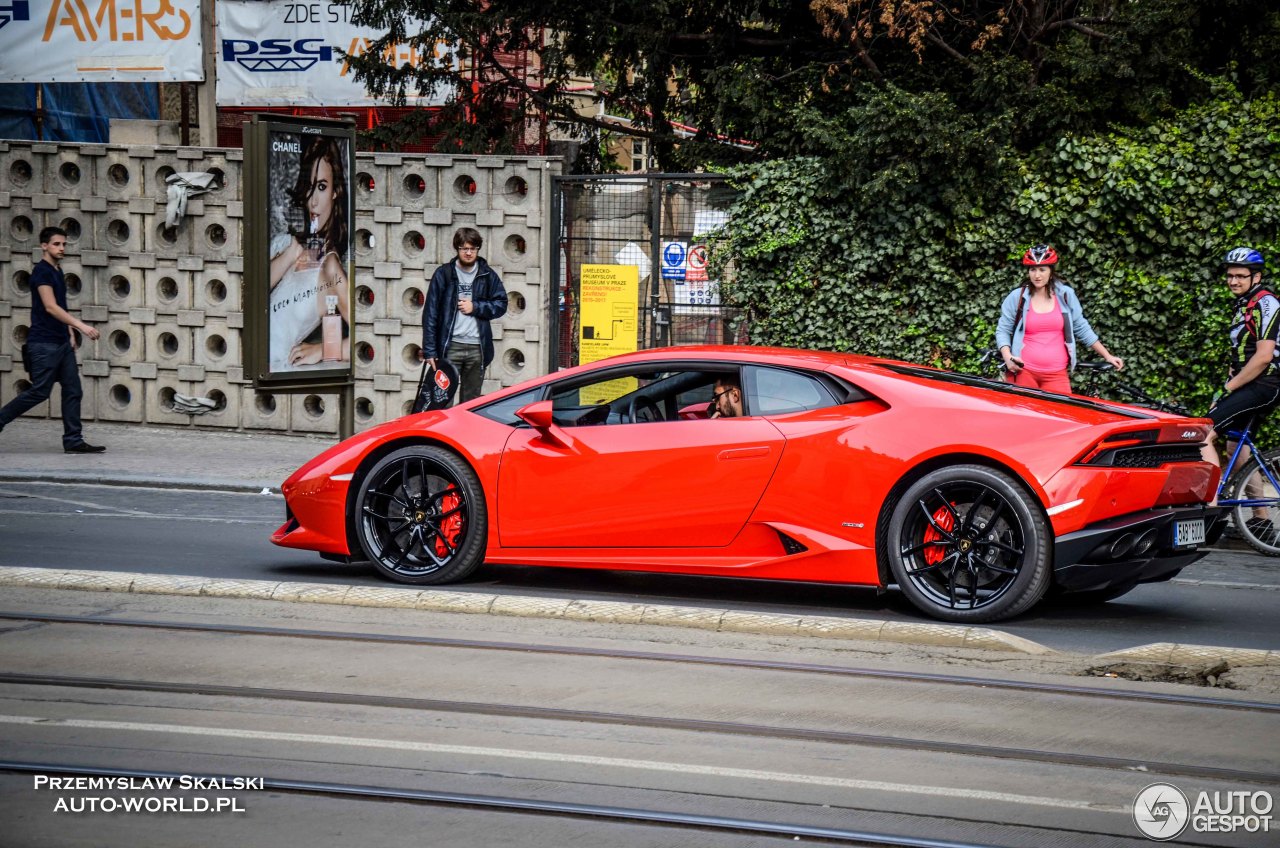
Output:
[354,445,488,584]
[886,465,1051,623]
[1225,448,1280,556]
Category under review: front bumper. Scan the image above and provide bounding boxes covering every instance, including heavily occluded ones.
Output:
[1052,505,1224,593]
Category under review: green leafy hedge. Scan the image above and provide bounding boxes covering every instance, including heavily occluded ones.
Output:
[713,84,1280,422]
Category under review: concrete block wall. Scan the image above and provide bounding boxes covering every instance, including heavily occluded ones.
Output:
[0,141,560,435]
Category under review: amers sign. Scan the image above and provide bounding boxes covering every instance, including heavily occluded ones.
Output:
[0,0,203,82]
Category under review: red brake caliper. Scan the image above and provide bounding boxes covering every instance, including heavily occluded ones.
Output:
[922,504,956,565]
[434,490,463,558]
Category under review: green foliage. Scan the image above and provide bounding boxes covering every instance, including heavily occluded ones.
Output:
[713,87,1280,422]
[341,0,1280,167]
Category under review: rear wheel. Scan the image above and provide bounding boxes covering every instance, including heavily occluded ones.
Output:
[887,465,1051,623]
[1225,448,1280,556]
[355,445,488,584]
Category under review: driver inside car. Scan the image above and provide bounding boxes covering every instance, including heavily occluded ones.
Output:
[709,375,745,418]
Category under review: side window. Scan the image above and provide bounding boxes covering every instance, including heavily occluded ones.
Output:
[548,368,720,426]
[473,387,543,426]
[744,366,837,415]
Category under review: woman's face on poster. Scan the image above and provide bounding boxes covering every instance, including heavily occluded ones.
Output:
[307,155,335,232]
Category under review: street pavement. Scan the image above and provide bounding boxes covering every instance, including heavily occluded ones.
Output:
[0,417,333,492]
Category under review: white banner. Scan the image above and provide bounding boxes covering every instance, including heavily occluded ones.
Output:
[0,0,203,82]
[217,1,454,107]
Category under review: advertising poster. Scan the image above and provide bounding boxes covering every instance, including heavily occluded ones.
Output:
[579,264,639,364]
[217,0,455,106]
[578,264,639,404]
[265,126,354,378]
[0,0,203,82]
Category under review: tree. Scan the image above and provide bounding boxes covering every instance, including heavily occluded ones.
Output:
[344,0,1279,168]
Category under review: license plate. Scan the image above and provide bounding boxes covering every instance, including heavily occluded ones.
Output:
[1174,519,1205,547]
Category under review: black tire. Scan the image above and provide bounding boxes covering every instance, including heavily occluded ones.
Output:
[354,445,488,584]
[886,465,1051,623]
[1224,448,1280,556]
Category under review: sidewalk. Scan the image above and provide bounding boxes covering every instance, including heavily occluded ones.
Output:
[0,417,334,492]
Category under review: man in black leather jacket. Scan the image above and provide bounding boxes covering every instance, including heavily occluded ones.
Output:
[421,227,508,402]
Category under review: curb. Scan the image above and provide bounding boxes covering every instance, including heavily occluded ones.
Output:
[0,472,277,495]
[1094,642,1280,668]
[0,566,1052,655]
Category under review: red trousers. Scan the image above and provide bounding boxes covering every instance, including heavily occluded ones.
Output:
[1010,367,1072,394]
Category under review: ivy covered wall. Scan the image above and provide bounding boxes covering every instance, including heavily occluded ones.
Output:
[714,86,1280,418]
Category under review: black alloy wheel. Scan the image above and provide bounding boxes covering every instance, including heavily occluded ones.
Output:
[354,445,487,584]
[887,465,1051,623]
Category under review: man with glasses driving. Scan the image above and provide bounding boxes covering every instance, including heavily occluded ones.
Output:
[1201,247,1280,477]
[709,375,745,418]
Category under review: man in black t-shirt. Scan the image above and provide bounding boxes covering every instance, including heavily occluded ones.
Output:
[0,226,105,452]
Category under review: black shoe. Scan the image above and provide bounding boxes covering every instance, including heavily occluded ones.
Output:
[64,442,106,454]
[1245,517,1274,538]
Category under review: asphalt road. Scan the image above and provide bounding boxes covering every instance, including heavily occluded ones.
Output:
[1,480,1277,655]
[7,588,1272,847]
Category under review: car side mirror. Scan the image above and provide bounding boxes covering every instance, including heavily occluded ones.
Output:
[515,400,571,447]
[516,399,555,430]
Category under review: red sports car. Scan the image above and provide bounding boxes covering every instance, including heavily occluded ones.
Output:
[273,346,1221,623]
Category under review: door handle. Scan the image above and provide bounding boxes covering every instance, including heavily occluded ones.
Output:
[718,446,771,461]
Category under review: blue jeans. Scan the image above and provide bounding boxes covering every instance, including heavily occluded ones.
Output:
[0,341,85,447]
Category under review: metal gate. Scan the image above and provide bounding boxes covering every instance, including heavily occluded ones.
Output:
[549,174,746,371]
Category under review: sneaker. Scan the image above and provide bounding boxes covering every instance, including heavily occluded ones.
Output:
[1245,517,1275,539]
[64,442,106,454]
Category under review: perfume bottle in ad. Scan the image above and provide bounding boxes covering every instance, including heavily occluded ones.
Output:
[307,214,323,262]
[322,295,342,362]
[294,215,323,271]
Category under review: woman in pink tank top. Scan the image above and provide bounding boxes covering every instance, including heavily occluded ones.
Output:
[994,244,1124,393]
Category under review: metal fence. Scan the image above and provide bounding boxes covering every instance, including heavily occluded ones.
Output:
[550,174,746,370]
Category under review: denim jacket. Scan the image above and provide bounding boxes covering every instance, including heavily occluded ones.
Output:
[994,281,1099,372]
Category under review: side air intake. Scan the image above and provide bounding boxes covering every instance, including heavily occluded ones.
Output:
[777,531,808,555]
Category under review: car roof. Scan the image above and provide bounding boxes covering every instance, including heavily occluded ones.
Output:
[471,345,1162,424]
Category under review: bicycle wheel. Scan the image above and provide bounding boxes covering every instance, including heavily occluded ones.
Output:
[1224,448,1280,556]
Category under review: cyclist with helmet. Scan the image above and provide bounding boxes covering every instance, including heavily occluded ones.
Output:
[1201,247,1280,476]
[995,243,1124,393]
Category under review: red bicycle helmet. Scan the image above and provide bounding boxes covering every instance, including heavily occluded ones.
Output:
[1021,244,1059,266]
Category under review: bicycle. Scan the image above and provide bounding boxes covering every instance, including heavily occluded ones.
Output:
[975,346,1008,381]
[1072,360,1192,415]
[1074,360,1280,555]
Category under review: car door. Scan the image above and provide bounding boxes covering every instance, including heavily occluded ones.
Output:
[497,370,785,549]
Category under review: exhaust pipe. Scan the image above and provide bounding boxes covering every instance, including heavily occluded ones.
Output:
[1107,533,1136,560]
[1132,528,1158,557]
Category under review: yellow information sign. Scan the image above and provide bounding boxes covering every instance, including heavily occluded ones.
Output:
[578,264,640,405]
[579,264,639,364]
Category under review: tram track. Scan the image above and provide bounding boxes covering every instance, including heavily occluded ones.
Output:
[0,610,1273,713]
[1,670,1274,786]
[0,760,1082,848]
